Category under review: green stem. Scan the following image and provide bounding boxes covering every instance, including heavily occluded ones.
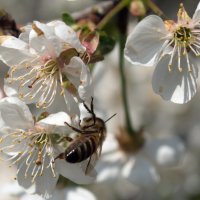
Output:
[96,0,135,134]
[117,6,136,135]
[97,0,132,30]
[146,0,168,19]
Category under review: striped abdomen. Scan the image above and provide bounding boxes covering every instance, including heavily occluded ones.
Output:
[65,136,98,163]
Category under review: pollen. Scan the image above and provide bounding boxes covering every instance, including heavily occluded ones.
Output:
[174,26,192,46]
[0,127,57,183]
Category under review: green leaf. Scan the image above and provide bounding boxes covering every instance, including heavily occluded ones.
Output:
[97,32,116,55]
[62,13,75,25]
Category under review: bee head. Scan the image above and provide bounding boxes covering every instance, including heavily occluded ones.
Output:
[80,117,105,130]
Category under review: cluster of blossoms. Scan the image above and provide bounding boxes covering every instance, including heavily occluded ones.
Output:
[1,1,200,200]
[125,2,200,104]
[0,20,95,198]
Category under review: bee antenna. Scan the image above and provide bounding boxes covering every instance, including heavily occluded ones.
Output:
[104,113,117,123]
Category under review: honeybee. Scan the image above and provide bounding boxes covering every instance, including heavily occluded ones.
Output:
[55,97,116,174]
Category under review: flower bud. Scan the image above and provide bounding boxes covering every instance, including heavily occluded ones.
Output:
[129,0,146,17]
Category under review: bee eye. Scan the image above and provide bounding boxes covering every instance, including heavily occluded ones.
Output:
[85,118,92,122]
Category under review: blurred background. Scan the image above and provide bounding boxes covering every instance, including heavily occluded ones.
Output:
[1,0,200,200]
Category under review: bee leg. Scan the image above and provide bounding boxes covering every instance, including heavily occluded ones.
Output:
[53,153,65,162]
[56,136,73,143]
[65,121,90,134]
[85,155,92,175]
[83,97,96,125]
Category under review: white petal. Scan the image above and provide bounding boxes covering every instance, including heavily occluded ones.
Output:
[19,25,32,43]
[124,15,169,67]
[122,157,160,188]
[17,154,59,198]
[52,20,85,51]
[193,10,200,24]
[152,54,198,103]
[0,131,29,156]
[30,21,62,56]
[63,89,80,116]
[63,57,93,101]
[0,36,32,66]
[101,133,119,154]
[32,21,55,40]
[96,151,124,183]
[0,36,28,50]
[56,159,96,184]
[0,182,25,196]
[193,2,200,23]
[145,137,185,167]
[4,67,41,104]
[34,170,58,198]
[62,57,82,87]
[30,35,57,56]
[21,194,44,200]
[0,97,34,130]
[78,59,93,101]
[64,187,96,200]
[38,112,71,126]
[38,112,74,133]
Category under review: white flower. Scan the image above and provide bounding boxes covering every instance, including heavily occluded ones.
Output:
[21,187,97,200]
[0,97,95,198]
[96,132,185,189]
[125,3,200,103]
[0,181,96,200]
[0,20,93,113]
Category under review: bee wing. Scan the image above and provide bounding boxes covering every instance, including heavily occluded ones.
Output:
[85,144,102,175]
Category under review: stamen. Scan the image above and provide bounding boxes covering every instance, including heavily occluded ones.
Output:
[168,41,177,71]
[0,127,57,181]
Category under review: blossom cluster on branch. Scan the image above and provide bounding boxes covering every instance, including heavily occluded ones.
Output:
[0,1,200,200]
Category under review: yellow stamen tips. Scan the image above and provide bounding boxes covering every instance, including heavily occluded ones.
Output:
[164,20,176,32]
[32,23,44,36]
[60,89,64,96]
[0,35,12,44]
[168,65,172,72]
[19,93,24,99]
[178,67,183,72]
[177,3,191,22]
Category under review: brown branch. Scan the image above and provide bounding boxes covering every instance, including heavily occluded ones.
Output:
[71,1,117,25]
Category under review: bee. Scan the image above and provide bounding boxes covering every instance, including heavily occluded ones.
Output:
[55,97,116,174]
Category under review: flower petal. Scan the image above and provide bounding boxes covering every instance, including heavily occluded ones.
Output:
[38,112,74,133]
[56,159,96,184]
[30,21,62,56]
[152,54,198,103]
[144,137,185,167]
[65,187,96,200]
[51,20,85,51]
[78,59,93,101]
[124,15,169,67]
[0,97,34,130]
[96,151,124,183]
[4,67,43,104]
[62,57,83,87]
[122,157,160,188]
[63,89,80,116]
[17,154,59,198]
[0,36,32,66]
[193,1,200,24]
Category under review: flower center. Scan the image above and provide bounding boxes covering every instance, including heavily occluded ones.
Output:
[174,26,192,46]
[0,127,58,182]
[163,23,200,72]
[7,55,71,109]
